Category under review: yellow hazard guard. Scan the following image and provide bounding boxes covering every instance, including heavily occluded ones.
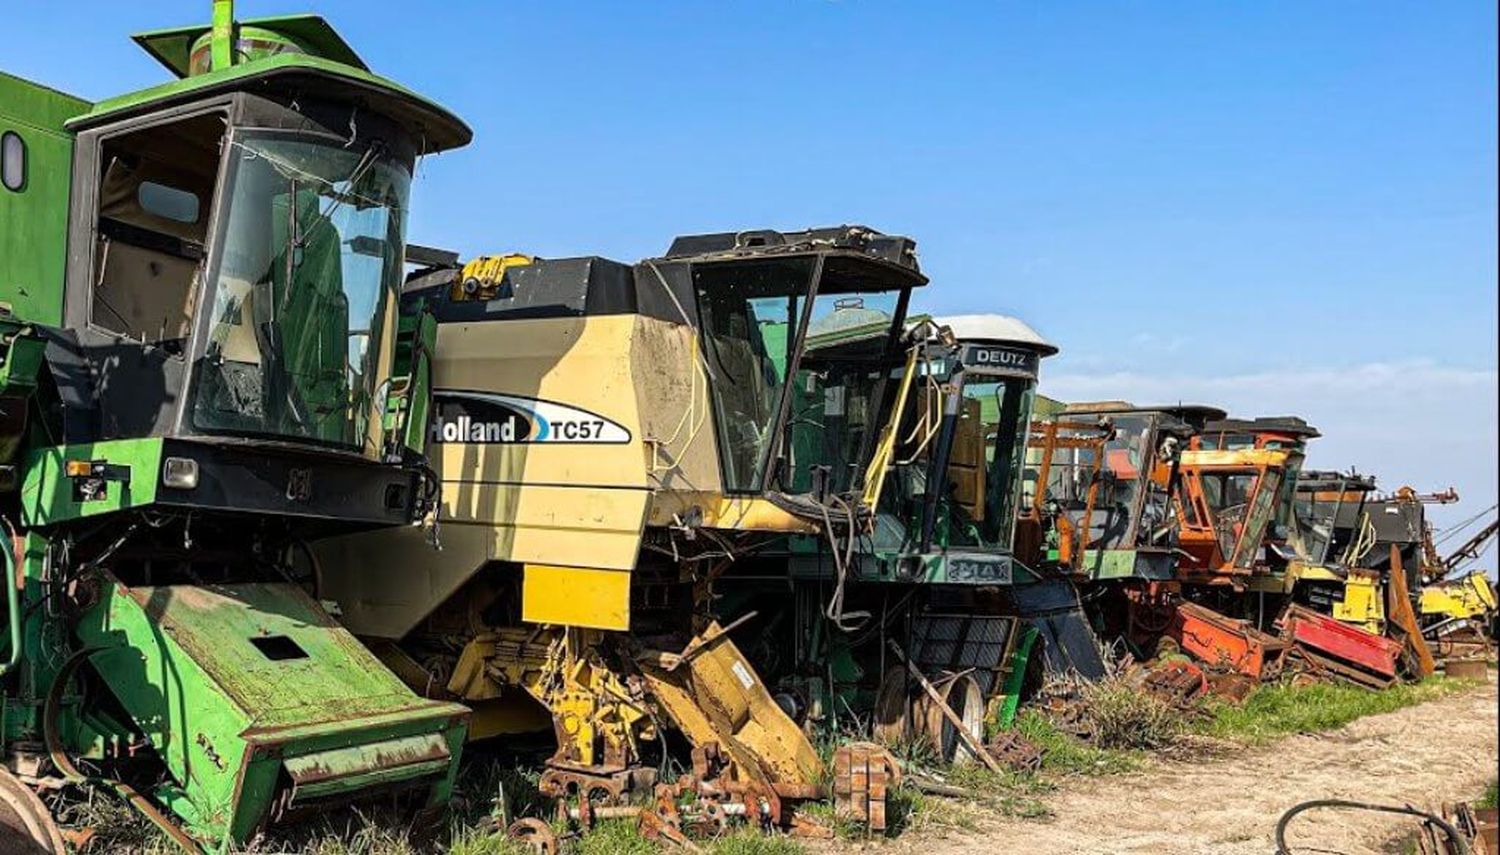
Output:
[522,564,630,631]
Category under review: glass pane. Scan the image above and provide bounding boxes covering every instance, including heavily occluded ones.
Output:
[138,180,201,223]
[1,132,25,191]
[694,258,813,491]
[964,378,1033,547]
[191,133,409,449]
[1090,414,1152,548]
[1234,471,1282,566]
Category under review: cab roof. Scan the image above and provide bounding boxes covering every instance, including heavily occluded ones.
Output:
[66,14,470,153]
[133,15,367,78]
[936,314,1058,357]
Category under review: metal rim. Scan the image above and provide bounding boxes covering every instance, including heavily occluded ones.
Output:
[0,767,66,855]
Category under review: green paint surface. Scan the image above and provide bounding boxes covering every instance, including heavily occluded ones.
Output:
[75,580,467,842]
[20,438,165,526]
[71,52,468,152]
[1078,548,1141,580]
[0,73,88,326]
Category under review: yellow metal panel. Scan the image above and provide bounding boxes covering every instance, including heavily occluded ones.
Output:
[442,482,649,570]
[1420,572,1498,621]
[631,316,723,492]
[1333,572,1386,634]
[523,564,631,631]
[637,625,824,788]
[433,315,649,489]
[1181,448,1295,468]
[648,493,819,533]
[466,697,553,741]
[314,523,492,639]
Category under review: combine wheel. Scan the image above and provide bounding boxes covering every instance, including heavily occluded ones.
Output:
[506,818,560,855]
[915,672,985,765]
[0,768,66,855]
[871,668,910,747]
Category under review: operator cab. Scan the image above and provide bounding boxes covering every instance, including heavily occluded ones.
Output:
[1176,415,1320,580]
[654,226,926,498]
[913,315,1058,557]
[1030,402,1222,580]
[1293,470,1379,567]
[41,15,468,527]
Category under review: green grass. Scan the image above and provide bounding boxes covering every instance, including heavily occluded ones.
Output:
[943,764,1055,818]
[1480,779,1499,810]
[571,819,657,855]
[47,675,1481,852]
[1014,710,1142,776]
[707,830,807,855]
[51,791,178,855]
[1194,676,1470,745]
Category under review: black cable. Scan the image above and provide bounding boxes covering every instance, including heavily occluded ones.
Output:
[1273,798,1468,855]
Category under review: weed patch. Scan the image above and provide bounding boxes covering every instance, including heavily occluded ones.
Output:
[1015,710,1142,776]
[1196,677,1470,744]
[572,819,657,855]
[1082,677,1188,750]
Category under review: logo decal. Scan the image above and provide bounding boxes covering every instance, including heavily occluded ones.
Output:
[286,468,313,502]
[431,390,631,445]
[960,344,1040,379]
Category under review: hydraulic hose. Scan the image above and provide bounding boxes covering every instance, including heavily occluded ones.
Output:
[1273,798,1467,855]
[1,516,22,677]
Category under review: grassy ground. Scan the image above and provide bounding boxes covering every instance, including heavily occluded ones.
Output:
[56,675,1480,854]
[1193,677,1470,744]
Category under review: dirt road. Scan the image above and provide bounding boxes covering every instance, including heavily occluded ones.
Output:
[896,680,1498,855]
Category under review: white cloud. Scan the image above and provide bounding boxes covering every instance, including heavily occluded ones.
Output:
[1040,359,1500,561]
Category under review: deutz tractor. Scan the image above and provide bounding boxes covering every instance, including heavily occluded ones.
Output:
[1,3,470,847]
[709,309,1117,759]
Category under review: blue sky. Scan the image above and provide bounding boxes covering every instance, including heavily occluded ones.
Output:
[7,1,1496,554]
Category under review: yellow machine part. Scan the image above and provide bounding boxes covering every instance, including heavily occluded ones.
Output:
[637,623,824,791]
[447,627,656,765]
[522,564,631,631]
[1420,571,1498,622]
[1332,570,1386,635]
[438,622,822,794]
[452,253,534,301]
[647,494,819,533]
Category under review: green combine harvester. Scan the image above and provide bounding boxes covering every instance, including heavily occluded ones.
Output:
[0,2,471,848]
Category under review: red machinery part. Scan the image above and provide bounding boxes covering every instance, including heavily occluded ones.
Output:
[1281,605,1403,680]
[1167,601,1287,680]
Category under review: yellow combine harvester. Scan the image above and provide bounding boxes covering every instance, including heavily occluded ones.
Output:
[314,227,927,821]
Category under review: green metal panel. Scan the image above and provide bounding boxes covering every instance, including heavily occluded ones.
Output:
[1032,394,1065,419]
[0,73,88,327]
[68,53,469,153]
[134,14,371,78]
[0,317,47,397]
[1077,549,1141,580]
[74,580,468,842]
[994,624,1037,729]
[19,439,165,526]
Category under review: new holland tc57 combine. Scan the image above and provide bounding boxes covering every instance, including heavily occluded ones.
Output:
[1,3,472,847]
[310,228,1083,824]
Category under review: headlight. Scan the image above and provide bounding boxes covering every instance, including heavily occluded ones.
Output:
[161,457,199,490]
